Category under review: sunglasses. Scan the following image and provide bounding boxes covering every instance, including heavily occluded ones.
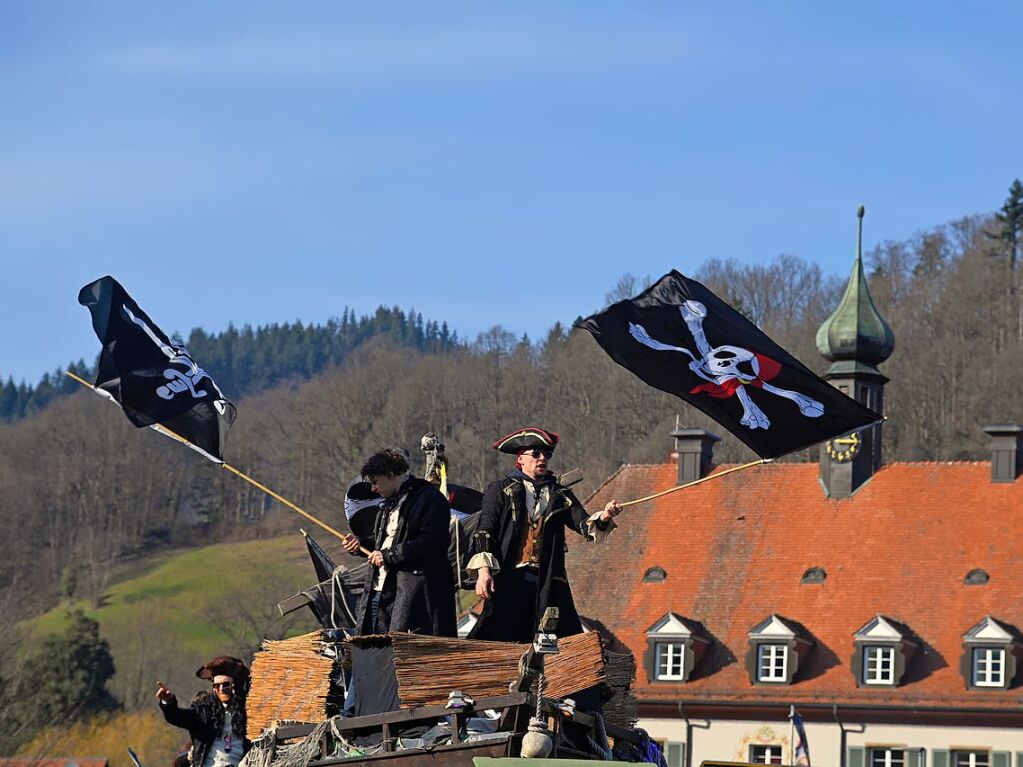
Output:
[525,449,553,459]
[212,681,234,691]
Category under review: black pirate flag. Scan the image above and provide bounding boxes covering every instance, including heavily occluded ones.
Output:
[78,276,236,462]
[576,270,880,459]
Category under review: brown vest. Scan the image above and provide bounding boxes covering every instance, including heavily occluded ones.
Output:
[514,513,546,568]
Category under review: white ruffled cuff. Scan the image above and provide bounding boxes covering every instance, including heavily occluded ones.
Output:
[585,511,617,543]
[467,552,501,578]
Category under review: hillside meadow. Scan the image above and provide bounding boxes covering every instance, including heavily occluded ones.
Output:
[30,536,325,711]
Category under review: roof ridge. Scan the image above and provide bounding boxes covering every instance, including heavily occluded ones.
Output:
[582,462,630,506]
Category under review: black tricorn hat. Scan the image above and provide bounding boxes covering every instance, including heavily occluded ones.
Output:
[196,655,250,689]
[492,427,560,454]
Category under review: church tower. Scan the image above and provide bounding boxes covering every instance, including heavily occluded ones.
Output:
[816,206,895,498]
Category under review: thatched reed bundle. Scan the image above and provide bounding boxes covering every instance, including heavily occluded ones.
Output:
[389,631,605,708]
[247,631,339,739]
[602,650,638,727]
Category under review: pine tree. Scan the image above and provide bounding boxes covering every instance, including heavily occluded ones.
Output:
[992,178,1023,271]
[0,377,16,420]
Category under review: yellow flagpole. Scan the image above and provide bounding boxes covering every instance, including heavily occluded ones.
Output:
[620,457,770,508]
[65,371,371,554]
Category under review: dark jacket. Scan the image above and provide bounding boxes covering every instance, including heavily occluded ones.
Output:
[354,476,457,637]
[468,473,603,643]
[160,691,249,767]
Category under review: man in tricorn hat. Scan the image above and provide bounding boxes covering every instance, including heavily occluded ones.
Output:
[156,655,250,767]
[467,427,622,643]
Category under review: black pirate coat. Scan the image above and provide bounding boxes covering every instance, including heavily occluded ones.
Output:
[467,472,612,643]
[159,690,249,767]
[353,476,457,637]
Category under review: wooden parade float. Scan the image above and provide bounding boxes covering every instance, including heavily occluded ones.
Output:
[242,609,654,767]
[239,436,660,767]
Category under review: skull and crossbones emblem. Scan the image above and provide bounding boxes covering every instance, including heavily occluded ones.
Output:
[629,300,824,430]
[123,304,216,403]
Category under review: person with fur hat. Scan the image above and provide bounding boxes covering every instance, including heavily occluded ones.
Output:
[467,427,623,643]
[156,656,250,767]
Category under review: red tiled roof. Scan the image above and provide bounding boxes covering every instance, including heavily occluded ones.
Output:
[566,461,1023,710]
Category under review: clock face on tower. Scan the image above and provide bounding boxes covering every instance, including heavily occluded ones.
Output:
[825,431,861,462]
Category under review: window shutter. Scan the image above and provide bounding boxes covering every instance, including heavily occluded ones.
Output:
[932,750,950,767]
[1015,753,1023,767]
[908,750,921,767]
[666,742,683,767]
[848,747,865,767]
[993,753,1011,767]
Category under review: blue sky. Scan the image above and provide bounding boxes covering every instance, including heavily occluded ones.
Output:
[2,2,1021,384]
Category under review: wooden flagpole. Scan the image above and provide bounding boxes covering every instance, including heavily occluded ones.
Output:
[619,457,770,508]
[66,371,371,555]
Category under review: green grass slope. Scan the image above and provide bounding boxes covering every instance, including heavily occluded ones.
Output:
[32,535,332,710]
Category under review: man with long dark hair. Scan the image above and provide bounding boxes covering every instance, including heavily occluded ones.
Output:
[156,656,250,767]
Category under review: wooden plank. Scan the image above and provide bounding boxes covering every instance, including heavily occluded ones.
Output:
[331,693,528,732]
[277,593,314,616]
[277,693,527,741]
[531,697,643,746]
[309,736,511,766]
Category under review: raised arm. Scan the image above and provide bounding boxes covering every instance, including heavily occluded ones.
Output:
[564,488,622,542]
[156,682,200,732]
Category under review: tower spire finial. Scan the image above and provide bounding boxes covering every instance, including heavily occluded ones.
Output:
[856,205,865,264]
[815,205,894,371]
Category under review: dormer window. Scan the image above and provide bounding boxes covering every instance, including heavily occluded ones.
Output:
[972,647,1005,687]
[644,613,711,683]
[800,567,827,584]
[643,566,667,583]
[655,641,685,680]
[757,644,787,682]
[745,615,813,685]
[852,615,918,688]
[863,645,895,685]
[961,616,1022,691]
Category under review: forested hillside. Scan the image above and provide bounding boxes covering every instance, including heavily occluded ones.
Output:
[0,306,459,422]
[4,195,1023,610]
[1,185,1022,754]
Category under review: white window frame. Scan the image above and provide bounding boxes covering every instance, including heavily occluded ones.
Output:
[972,647,1005,687]
[953,752,990,767]
[664,740,685,767]
[870,749,906,767]
[757,643,788,682]
[655,641,686,681]
[750,744,783,765]
[863,645,896,685]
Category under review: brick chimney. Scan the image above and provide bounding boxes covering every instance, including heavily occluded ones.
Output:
[983,425,1022,483]
[670,428,719,484]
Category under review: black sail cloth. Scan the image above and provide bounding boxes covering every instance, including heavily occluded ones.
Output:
[576,270,881,459]
[468,473,602,643]
[352,476,457,638]
[78,276,236,461]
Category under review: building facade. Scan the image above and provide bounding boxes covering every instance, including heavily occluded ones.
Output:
[566,211,1023,767]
